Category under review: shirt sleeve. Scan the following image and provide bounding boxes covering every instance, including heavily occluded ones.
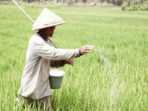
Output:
[34,40,80,60]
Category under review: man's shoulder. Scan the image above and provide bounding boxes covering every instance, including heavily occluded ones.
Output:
[29,33,44,44]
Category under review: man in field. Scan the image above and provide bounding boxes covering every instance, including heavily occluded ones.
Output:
[18,8,93,110]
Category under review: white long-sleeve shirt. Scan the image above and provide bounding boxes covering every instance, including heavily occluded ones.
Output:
[18,33,79,99]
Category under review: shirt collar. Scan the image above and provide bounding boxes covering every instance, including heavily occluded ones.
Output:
[37,32,48,41]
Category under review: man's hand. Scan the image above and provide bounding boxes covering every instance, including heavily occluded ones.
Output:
[81,45,94,55]
[63,45,94,66]
[64,59,73,66]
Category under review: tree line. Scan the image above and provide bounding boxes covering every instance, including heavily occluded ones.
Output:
[0,0,148,10]
[0,0,124,6]
[121,0,148,11]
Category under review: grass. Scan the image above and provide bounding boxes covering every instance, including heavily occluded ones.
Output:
[0,4,148,111]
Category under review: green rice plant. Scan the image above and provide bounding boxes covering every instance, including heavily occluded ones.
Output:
[0,4,148,111]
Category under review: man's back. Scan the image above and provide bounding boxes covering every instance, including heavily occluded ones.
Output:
[18,33,51,99]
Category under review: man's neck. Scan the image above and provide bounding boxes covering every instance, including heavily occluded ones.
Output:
[38,32,48,41]
[38,31,48,38]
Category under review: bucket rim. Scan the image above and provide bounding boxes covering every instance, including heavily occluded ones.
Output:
[49,69,65,77]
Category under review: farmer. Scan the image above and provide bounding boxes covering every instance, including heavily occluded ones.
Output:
[18,8,93,110]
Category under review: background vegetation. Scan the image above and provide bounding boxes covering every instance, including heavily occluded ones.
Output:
[0,4,148,111]
[121,0,148,11]
[0,0,124,5]
[1,0,148,11]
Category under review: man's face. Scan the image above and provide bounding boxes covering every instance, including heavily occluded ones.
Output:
[44,26,55,37]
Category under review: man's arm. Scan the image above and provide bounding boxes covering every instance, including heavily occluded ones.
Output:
[34,40,80,60]
[50,60,65,68]
[51,59,74,68]
[34,40,94,60]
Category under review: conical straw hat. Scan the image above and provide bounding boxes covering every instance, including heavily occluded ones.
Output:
[32,8,65,31]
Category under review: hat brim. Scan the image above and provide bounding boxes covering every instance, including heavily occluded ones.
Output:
[32,22,66,31]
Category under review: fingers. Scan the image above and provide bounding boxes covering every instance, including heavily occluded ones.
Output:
[70,61,74,66]
[84,47,93,51]
[65,59,74,66]
[85,50,91,53]
[81,45,94,54]
[70,60,73,66]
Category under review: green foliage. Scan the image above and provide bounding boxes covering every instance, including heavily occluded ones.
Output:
[0,5,148,111]
[121,0,148,11]
[0,0,124,6]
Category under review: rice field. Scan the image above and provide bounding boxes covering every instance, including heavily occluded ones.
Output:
[0,4,148,111]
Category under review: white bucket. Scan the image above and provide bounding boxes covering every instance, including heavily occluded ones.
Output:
[49,69,65,89]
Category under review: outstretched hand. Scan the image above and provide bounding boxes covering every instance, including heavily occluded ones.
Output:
[64,45,94,66]
[81,45,94,55]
